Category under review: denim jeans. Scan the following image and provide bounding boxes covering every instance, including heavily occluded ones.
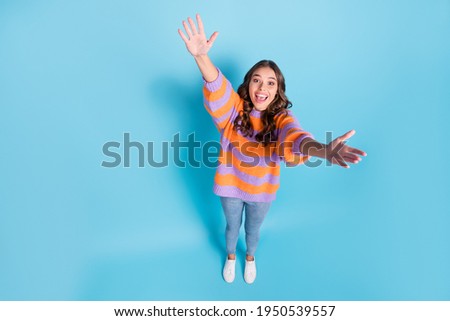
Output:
[220,197,271,257]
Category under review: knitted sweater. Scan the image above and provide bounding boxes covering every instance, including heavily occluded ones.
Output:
[203,69,312,202]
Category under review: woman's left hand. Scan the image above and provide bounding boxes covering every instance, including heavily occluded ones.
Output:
[325,130,367,168]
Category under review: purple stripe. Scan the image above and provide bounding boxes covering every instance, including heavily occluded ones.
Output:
[220,135,281,166]
[205,80,233,112]
[213,184,276,203]
[216,105,238,124]
[276,112,313,156]
[277,134,312,160]
[204,99,238,126]
[278,122,301,142]
[216,163,280,186]
[250,108,262,118]
[293,134,313,154]
[204,69,223,92]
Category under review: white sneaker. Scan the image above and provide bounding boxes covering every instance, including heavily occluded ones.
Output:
[222,259,236,283]
[244,259,257,284]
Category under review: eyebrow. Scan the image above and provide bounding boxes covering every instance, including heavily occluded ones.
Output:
[253,74,277,81]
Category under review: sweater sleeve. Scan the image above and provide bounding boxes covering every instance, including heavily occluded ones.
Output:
[203,69,239,132]
[275,111,313,166]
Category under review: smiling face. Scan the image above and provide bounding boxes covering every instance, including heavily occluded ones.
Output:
[248,66,278,111]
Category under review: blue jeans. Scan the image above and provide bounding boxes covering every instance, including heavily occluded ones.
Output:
[220,197,271,257]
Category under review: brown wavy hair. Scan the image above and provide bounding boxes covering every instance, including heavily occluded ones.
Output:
[234,60,292,146]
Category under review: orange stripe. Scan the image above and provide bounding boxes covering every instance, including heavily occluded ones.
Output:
[203,101,231,123]
[204,95,241,130]
[216,116,229,129]
[215,173,279,194]
[216,99,243,126]
[219,150,279,178]
[276,114,294,127]
[283,132,309,147]
[203,77,228,102]
[285,154,310,166]
[210,92,237,118]
[228,140,276,158]
[280,133,310,164]
[250,115,263,131]
[285,127,299,138]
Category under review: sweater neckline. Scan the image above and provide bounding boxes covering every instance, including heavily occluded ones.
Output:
[250,108,263,117]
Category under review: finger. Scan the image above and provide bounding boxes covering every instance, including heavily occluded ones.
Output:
[341,151,360,161]
[188,17,198,35]
[347,147,367,156]
[333,154,349,168]
[182,20,192,38]
[196,13,204,34]
[343,155,360,164]
[339,146,362,161]
[339,129,356,142]
[178,28,189,43]
[208,31,219,45]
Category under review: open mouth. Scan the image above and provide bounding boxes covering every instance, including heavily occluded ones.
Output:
[255,93,268,104]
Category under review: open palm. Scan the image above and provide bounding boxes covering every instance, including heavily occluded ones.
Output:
[326,130,367,168]
[178,14,218,57]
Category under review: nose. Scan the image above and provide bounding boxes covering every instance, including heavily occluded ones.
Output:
[258,82,265,90]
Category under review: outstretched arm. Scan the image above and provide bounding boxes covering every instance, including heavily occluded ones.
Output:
[178,14,219,82]
[300,130,367,168]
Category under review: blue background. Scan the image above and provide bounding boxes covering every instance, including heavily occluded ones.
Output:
[1,0,449,300]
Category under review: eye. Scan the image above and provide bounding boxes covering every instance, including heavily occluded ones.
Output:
[268,81,275,86]
[252,78,259,83]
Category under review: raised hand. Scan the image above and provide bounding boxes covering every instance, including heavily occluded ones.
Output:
[326,130,367,168]
[178,14,219,57]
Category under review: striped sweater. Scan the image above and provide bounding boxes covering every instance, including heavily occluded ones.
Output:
[203,69,312,202]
